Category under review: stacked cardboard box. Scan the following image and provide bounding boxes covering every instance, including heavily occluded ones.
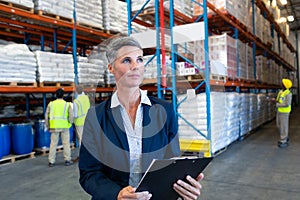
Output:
[194,33,237,78]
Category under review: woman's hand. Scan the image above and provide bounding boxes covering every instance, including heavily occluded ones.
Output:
[173,173,204,200]
[117,186,152,200]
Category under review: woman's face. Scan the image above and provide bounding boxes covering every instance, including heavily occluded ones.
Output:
[109,46,144,88]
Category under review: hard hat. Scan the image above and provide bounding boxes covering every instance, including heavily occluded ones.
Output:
[282,78,292,89]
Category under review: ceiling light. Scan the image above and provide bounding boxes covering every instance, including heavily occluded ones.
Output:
[280,0,287,5]
[287,15,294,22]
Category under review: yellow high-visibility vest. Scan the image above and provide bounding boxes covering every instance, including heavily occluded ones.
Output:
[49,99,71,128]
[276,89,291,113]
[74,95,90,126]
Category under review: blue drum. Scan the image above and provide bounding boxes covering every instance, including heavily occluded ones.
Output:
[0,124,11,159]
[34,120,51,149]
[11,123,34,155]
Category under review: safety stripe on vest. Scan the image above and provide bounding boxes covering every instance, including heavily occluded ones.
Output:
[75,99,86,118]
[49,101,68,120]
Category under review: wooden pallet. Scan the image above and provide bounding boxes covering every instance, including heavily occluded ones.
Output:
[34,143,75,156]
[210,74,226,82]
[0,81,37,87]
[0,0,34,13]
[39,81,74,87]
[36,10,74,23]
[0,152,35,165]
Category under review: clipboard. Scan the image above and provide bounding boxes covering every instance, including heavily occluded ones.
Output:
[136,157,213,200]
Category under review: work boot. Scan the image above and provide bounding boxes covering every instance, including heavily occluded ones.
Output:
[278,141,289,148]
[48,162,55,167]
[65,160,73,166]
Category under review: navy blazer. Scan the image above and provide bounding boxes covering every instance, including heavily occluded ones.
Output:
[79,96,180,200]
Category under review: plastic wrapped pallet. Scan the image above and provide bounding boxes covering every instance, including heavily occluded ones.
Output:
[76,0,103,29]
[77,55,105,85]
[102,0,128,34]
[0,44,37,83]
[35,51,74,83]
[194,33,237,78]
[225,92,240,144]
[238,41,247,79]
[33,0,74,20]
[2,0,34,9]
[164,0,193,18]
[177,91,229,154]
[193,0,250,27]
[239,93,250,136]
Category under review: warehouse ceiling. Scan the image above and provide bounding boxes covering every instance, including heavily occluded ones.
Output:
[278,0,300,31]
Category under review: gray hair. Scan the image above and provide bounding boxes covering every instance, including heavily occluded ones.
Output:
[106,36,143,64]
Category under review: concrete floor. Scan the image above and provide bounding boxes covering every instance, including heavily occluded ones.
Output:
[0,107,299,200]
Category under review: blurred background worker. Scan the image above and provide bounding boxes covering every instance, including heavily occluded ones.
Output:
[73,85,90,162]
[276,78,292,148]
[45,88,74,167]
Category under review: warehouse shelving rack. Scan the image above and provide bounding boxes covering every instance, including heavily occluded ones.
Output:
[125,0,297,157]
[0,2,118,122]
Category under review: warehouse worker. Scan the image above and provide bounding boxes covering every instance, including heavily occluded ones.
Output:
[45,88,74,167]
[79,36,205,200]
[276,78,292,148]
[73,85,90,162]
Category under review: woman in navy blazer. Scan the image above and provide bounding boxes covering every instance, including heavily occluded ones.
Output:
[79,36,204,200]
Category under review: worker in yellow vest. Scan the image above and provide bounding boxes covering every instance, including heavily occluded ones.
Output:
[276,78,292,148]
[73,85,90,162]
[45,88,74,167]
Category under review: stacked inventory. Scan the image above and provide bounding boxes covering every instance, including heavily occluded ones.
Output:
[0,43,37,83]
[194,33,237,78]
[143,54,172,80]
[33,0,74,19]
[256,55,268,83]
[257,93,268,126]
[193,0,252,30]
[177,91,228,154]
[164,0,193,18]
[35,51,74,83]
[77,56,105,86]
[224,92,240,145]
[249,93,258,130]
[76,0,103,29]
[2,0,34,8]
[267,92,277,121]
[238,41,247,79]
[246,45,254,80]
[239,93,250,136]
[102,0,128,33]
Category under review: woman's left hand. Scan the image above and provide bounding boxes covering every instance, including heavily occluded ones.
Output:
[173,173,204,200]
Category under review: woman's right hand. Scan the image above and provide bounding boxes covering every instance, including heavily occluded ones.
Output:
[117,186,152,200]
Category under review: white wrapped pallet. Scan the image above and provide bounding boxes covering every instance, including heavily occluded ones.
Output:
[0,44,37,83]
[33,0,74,20]
[1,0,34,9]
[35,51,74,82]
[76,0,103,29]
[102,0,128,33]
[77,55,105,85]
[177,91,229,154]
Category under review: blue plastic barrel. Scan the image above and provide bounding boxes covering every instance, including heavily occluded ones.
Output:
[11,123,34,155]
[34,120,51,149]
[0,124,11,159]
